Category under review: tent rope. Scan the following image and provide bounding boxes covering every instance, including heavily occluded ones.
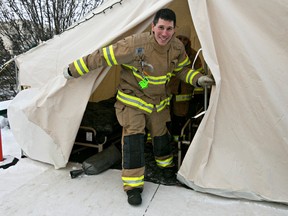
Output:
[65,0,124,32]
[0,0,124,74]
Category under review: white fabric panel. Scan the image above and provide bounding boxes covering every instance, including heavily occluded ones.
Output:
[8,0,172,168]
[178,0,288,204]
[7,0,288,204]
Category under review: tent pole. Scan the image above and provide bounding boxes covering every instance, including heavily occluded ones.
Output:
[204,62,208,111]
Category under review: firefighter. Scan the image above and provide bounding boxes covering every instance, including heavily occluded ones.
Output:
[169,25,203,141]
[63,8,215,206]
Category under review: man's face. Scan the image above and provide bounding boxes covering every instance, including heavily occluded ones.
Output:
[152,18,175,46]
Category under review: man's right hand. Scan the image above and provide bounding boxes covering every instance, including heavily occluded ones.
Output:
[63,67,74,79]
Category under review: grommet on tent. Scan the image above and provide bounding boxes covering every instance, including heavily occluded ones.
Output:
[0,129,19,169]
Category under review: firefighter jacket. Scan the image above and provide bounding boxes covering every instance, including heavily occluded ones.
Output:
[68,32,203,114]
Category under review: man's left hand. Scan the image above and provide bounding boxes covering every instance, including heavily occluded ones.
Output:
[197,75,215,87]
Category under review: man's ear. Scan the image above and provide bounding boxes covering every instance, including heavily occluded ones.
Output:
[151,23,155,32]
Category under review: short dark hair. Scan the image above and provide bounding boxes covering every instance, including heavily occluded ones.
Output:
[153,8,176,27]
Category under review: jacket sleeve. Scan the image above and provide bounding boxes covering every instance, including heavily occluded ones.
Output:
[68,36,135,78]
[175,51,203,87]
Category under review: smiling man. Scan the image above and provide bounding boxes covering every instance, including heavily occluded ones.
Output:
[64,8,214,206]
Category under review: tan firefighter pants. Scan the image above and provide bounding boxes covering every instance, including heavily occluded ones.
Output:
[115,101,171,191]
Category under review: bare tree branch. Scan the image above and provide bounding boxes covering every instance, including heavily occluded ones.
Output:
[0,0,104,54]
[0,0,104,100]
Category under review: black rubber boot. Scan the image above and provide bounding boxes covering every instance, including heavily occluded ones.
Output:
[162,166,177,178]
[127,188,142,206]
[159,166,179,186]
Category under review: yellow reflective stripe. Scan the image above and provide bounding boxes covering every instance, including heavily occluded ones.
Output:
[174,56,191,72]
[123,64,169,85]
[102,47,111,66]
[122,175,144,187]
[122,64,137,72]
[195,67,204,73]
[179,56,191,67]
[117,90,171,113]
[166,72,173,83]
[166,72,173,79]
[194,87,204,93]
[132,71,168,85]
[102,45,118,66]
[155,156,173,168]
[109,45,117,65]
[175,94,192,102]
[147,133,152,141]
[185,69,200,85]
[116,90,154,113]
[73,61,83,76]
[79,58,89,73]
[147,75,167,85]
[132,71,144,79]
[155,97,171,112]
[73,58,89,76]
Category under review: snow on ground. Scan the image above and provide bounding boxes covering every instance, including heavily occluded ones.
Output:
[1,115,288,216]
[0,123,51,200]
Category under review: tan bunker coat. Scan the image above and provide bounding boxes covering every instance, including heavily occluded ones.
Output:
[68,31,203,190]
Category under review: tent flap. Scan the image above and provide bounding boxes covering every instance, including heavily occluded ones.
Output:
[178,0,288,204]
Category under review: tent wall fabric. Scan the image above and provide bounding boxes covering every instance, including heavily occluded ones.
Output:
[7,0,288,204]
[177,0,288,204]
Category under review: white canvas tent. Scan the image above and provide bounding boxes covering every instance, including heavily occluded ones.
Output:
[7,0,288,205]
